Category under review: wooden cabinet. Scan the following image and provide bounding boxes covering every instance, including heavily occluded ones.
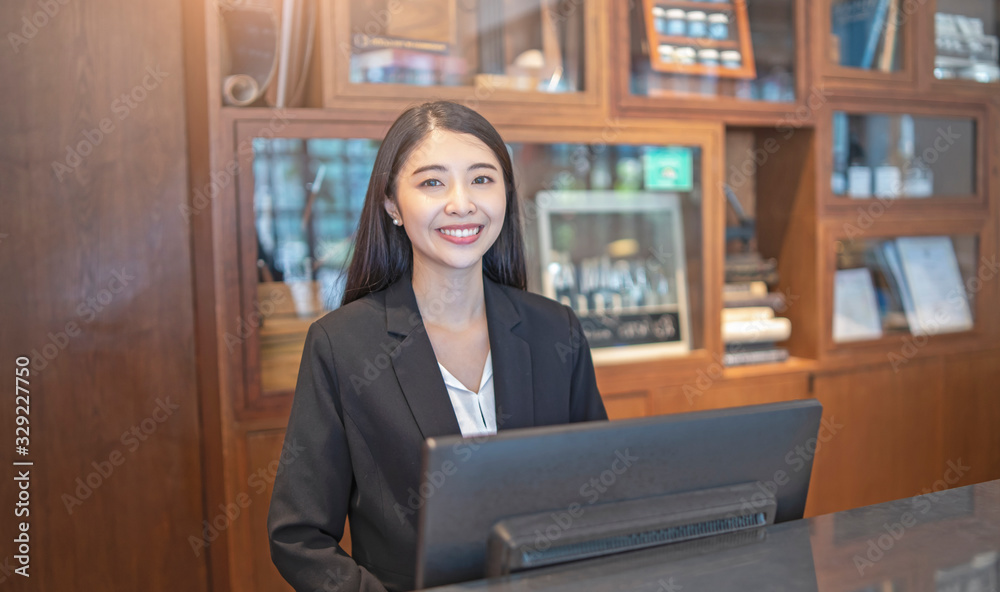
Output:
[184,1,1000,589]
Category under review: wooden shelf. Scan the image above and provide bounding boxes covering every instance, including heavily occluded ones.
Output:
[655,36,740,50]
[723,356,818,379]
[651,1,736,10]
[647,62,747,77]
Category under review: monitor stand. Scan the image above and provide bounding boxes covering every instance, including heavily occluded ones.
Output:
[486,482,776,576]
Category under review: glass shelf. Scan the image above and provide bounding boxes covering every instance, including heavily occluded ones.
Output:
[829,0,905,72]
[833,234,978,342]
[830,111,976,199]
[249,137,704,392]
[934,0,1000,83]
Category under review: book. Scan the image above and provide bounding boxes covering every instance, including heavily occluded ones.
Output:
[724,347,790,367]
[867,243,907,329]
[723,281,768,302]
[894,236,973,335]
[725,341,781,353]
[833,268,884,343]
[881,240,920,331]
[722,292,787,312]
[723,317,792,344]
[860,0,890,69]
[725,254,779,284]
[722,307,775,323]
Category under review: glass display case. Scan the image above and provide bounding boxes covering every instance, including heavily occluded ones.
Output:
[833,234,978,342]
[629,0,798,101]
[251,137,379,393]
[536,191,691,360]
[829,111,977,199]
[250,136,705,392]
[829,0,905,72]
[934,0,999,83]
[333,0,591,100]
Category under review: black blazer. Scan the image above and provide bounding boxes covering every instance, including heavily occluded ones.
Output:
[267,273,608,592]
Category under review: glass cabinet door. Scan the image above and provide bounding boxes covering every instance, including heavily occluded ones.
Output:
[341,0,588,95]
[833,234,979,342]
[628,0,798,102]
[829,111,977,200]
[933,0,999,84]
[829,0,908,73]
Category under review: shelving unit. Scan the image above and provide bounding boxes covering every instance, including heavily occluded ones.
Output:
[183,1,1000,589]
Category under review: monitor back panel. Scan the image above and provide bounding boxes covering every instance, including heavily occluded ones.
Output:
[416,399,823,588]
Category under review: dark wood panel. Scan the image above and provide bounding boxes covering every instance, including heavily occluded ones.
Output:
[602,391,650,420]
[242,429,352,591]
[245,431,295,592]
[807,359,948,517]
[650,373,811,416]
[939,349,1000,487]
[0,0,207,590]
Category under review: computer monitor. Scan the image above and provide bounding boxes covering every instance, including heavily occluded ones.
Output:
[414,399,823,589]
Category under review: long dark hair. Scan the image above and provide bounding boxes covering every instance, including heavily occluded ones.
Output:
[341,101,526,305]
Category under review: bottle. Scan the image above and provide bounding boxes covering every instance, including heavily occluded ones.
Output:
[686,11,708,38]
[708,13,729,40]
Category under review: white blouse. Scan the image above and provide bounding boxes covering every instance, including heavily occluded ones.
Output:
[437,350,497,438]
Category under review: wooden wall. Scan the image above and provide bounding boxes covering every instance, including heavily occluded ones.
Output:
[0,0,208,590]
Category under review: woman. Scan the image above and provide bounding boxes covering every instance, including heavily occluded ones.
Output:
[267,101,607,592]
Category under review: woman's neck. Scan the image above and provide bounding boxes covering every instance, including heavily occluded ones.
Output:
[411,261,486,330]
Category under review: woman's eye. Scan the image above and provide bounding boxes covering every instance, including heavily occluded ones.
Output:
[420,179,443,187]
[472,175,494,185]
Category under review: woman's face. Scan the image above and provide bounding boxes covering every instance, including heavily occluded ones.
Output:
[385,128,507,276]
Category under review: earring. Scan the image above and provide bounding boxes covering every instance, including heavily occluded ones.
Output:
[392,218,401,226]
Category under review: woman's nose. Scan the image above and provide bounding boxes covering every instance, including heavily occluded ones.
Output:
[444,185,476,216]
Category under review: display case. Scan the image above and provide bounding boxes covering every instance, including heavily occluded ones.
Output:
[818,219,996,359]
[618,0,805,111]
[832,234,978,342]
[828,111,979,200]
[932,0,1000,85]
[815,0,918,89]
[817,100,990,214]
[318,0,603,116]
[536,190,692,362]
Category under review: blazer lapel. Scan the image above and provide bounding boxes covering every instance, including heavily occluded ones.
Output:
[385,276,462,439]
[483,277,535,431]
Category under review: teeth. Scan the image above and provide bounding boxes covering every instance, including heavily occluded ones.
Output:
[440,227,481,238]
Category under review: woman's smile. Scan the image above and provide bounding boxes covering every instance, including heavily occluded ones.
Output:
[437,224,484,243]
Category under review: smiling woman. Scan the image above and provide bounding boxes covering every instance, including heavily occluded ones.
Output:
[266,101,608,592]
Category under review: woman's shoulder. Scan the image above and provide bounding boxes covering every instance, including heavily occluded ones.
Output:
[312,289,387,337]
